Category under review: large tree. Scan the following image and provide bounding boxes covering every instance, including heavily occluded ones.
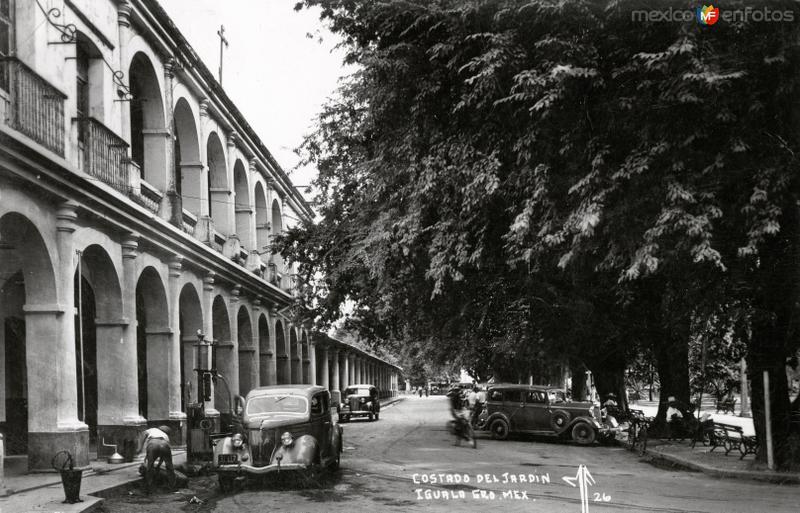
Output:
[283,0,800,468]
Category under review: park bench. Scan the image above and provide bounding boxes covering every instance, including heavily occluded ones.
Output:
[693,421,758,459]
[715,397,736,414]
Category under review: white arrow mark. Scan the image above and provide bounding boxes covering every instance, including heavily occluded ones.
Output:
[563,464,596,513]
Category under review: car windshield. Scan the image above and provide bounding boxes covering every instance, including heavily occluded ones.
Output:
[345,387,370,397]
[246,394,308,416]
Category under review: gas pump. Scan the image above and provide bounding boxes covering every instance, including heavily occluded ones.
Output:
[187,332,215,464]
[186,332,237,464]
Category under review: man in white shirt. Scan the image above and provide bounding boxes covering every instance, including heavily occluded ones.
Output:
[139,425,175,492]
[466,388,478,409]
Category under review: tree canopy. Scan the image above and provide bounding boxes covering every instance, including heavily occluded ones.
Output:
[280,0,800,468]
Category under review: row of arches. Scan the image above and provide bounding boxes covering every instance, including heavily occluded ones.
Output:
[0,209,306,460]
[128,51,285,256]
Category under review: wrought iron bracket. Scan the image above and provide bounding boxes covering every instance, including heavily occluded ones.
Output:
[36,0,132,101]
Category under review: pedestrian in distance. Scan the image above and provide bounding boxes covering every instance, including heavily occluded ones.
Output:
[139,425,176,492]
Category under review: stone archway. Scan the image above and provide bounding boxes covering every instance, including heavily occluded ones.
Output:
[174,97,201,219]
[234,160,252,250]
[207,132,231,235]
[135,267,170,423]
[73,245,123,447]
[0,213,66,468]
[129,52,167,189]
[258,314,274,386]
[275,320,288,384]
[237,307,255,397]
[211,296,232,410]
[270,199,283,274]
[254,182,268,255]
[179,283,203,409]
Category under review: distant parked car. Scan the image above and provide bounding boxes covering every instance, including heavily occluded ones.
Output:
[481,384,613,445]
[212,385,342,492]
[339,384,380,422]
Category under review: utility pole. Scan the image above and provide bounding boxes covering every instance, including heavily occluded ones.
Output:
[217,25,229,85]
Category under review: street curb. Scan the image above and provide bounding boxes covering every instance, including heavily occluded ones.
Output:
[646,449,800,485]
[381,396,405,409]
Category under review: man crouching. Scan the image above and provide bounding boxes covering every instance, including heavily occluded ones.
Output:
[139,425,176,492]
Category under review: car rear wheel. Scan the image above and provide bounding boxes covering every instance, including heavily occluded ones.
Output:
[571,422,597,445]
[550,410,570,432]
[490,419,509,440]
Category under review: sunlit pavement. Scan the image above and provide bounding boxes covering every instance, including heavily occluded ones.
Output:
[99,395,798,513]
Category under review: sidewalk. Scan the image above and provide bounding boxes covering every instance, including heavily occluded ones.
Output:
[627,399,799,484]
[0,450,186,513]
[0,395,406,513]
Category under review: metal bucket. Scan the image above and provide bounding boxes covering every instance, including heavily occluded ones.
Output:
[52,450,83,504]
[59,469,83,503]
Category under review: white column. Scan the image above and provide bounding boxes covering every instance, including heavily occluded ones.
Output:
[167,256,186,430]
[321,346,330,390]
[309,340,317,386]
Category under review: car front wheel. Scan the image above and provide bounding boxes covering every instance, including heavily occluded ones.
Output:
[218,474,234,493]
[571,422,597,445]
[490,419,509,440]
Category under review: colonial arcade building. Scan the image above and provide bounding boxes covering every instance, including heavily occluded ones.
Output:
[0,0,401,471]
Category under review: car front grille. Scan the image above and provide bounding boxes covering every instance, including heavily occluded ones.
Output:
[349,397,362,411]
[251,429,276,465]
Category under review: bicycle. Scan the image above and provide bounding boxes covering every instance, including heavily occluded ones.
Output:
[626,412,652,456]
[448,414,477,449]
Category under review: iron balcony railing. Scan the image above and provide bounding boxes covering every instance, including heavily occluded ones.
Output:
[2,56,66,156]
[77,116,130,194]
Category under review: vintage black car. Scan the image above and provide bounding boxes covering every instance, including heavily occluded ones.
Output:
[212,385,342,491]
[339,384,380,422]
[481,384,611,445]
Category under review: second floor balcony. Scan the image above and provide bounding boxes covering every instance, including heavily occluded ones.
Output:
[76,116,130,195]
[1,56,66,156]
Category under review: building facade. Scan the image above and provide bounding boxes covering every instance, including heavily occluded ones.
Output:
[0,0,400,471]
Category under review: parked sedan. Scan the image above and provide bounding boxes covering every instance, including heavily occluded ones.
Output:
[339,384,380,422]
[481,384,612,445]
[212,385,342,491]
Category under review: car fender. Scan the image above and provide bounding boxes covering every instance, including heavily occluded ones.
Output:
[566,415,600,432]
[271,434,318,466]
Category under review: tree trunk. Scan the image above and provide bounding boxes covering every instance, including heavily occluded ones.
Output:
[651,285,692,434]
[570,359,586,401]
[749,325,799,470]
[591,358,628,410]
[746,195,800,471]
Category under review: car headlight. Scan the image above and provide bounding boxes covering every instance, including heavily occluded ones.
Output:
[281,431,294,447]
[232,433,244,449]
[366,401,372,408]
